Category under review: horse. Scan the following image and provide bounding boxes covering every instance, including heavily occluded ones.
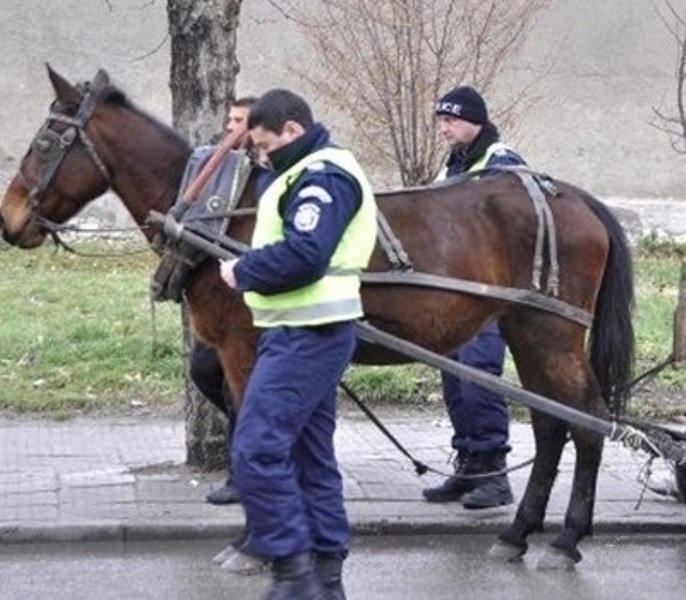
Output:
[1,66,635,569]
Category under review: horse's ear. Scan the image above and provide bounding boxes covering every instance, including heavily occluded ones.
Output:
[92,68,110,91]
[45,63,82,105]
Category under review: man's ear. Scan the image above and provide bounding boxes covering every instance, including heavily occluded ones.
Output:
[283,120,305,137]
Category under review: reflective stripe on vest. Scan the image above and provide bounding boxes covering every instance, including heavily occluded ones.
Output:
[244,147,377,327]
[434,141,513,182]
[467,141,512,173]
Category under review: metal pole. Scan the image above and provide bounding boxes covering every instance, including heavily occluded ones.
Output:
[147,210,249,257]
[355,321,617,438]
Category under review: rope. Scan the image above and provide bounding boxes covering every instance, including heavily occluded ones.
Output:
[612,424,664,458]
[339,380,534,479]
[34,217,152,257]
[339,380,429,476]
[624,353,676,394]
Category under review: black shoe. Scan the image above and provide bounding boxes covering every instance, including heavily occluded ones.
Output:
[461,477,514,509]
[264,552,321,600]
[461,451,514,509]
[314,552,346,600]
[206,481,240,505]
[423,452,473,503]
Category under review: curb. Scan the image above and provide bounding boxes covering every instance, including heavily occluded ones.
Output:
[3,517,685,545]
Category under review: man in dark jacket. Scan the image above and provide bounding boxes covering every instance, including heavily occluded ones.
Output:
[189,96,257,507]
[220,89,377,600]
[423,85,525,509]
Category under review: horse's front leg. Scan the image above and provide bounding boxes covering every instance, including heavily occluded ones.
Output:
[536,427,603,569]
[490,411,568,561]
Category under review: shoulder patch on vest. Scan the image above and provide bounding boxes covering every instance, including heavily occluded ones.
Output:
[306,161,326,172]
[297,185,333,204]
[293,202,321,232]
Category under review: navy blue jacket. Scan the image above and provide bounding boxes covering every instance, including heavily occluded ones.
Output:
[235,124,362,296]
[444,121,525,177]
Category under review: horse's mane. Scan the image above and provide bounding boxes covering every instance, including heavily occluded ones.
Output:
[86,81,192,154]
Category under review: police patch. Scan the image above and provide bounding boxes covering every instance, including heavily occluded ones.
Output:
[298,185,333,204]
[294,202,321,232]
[306,161,326,172]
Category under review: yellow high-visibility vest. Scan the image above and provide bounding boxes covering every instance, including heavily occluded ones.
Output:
[436,141,514,181]
[244,147,377,327]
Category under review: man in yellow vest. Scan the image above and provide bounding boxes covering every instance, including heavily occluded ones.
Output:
[219,89,377,600]
[423,86,525,509]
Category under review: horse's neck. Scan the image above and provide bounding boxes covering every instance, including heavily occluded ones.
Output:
[106,113,191,237]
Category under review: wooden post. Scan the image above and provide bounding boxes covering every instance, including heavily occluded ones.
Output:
[673,262,686,365]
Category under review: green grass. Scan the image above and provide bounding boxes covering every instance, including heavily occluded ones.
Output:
[0,241,184,416]
[1,239,685,419]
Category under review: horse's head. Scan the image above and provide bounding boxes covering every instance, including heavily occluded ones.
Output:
[0,65,113,248]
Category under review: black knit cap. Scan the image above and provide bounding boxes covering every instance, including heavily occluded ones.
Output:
[435,86,488,125]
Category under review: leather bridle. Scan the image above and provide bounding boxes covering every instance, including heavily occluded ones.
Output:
[22,84,111,225]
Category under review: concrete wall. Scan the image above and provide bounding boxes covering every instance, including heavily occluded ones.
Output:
[0,0,684,232]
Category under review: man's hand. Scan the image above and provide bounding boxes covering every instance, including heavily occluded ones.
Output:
[219,258,239,289]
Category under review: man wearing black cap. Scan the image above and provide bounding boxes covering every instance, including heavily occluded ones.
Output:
[423,85,525,509]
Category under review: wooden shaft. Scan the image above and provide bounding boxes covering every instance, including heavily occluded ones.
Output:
[181,132,237,204]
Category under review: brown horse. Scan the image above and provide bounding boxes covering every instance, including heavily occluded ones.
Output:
[1,67,635,569]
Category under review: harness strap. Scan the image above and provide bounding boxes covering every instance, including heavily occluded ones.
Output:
[219,151,253,234]
[362,271,592,327]
[376,210,413,271]
[513,170,560,296]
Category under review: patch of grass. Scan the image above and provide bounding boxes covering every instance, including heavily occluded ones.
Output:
[635,232,686,260]
[1,240,685,420]
[343,364,441,404]
[0,242,184,416]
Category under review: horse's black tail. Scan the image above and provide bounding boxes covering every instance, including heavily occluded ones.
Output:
[582,193,635,416]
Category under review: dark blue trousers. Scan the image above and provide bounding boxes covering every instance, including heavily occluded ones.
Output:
[442,321,510,455]
[232,322,355,559]
[189,339,235,463]
[189,339,233,416]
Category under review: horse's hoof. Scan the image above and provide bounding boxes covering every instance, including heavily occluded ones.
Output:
[535,546,581,570]
[487,540,526,562]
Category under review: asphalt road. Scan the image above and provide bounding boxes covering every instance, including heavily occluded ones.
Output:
[1,533,684,600]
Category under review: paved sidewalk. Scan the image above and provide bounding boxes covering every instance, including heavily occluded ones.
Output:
[0,413,684,544]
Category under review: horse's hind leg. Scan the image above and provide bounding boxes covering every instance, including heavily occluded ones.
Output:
[490,411,568,561]
[536,425,603,569]
[494,315,606,568]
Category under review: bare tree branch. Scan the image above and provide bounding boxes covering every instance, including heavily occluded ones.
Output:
[285,0,553,186]
[651,0,686,154]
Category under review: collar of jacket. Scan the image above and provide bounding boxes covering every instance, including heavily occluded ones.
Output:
[446,121,501,174]
[268,123,331,174]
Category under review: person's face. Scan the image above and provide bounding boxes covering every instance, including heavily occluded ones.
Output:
[224,105,251,148]
[249,121,305,157]
[436,114,481,148]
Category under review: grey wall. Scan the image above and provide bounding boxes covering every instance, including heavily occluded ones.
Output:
[0,0,684,232]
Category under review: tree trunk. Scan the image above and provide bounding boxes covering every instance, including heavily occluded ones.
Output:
[166,0,242,470]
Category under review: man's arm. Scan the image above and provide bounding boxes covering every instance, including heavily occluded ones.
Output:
[222,169,361,294]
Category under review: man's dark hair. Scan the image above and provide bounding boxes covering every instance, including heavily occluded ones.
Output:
[233,96,258,109]
[248,89,314,133]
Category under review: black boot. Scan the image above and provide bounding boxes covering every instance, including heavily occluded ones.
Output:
[461,451,514,509]
[263,552,321,600]
[314,552,346,600]
[423,451,473,502]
